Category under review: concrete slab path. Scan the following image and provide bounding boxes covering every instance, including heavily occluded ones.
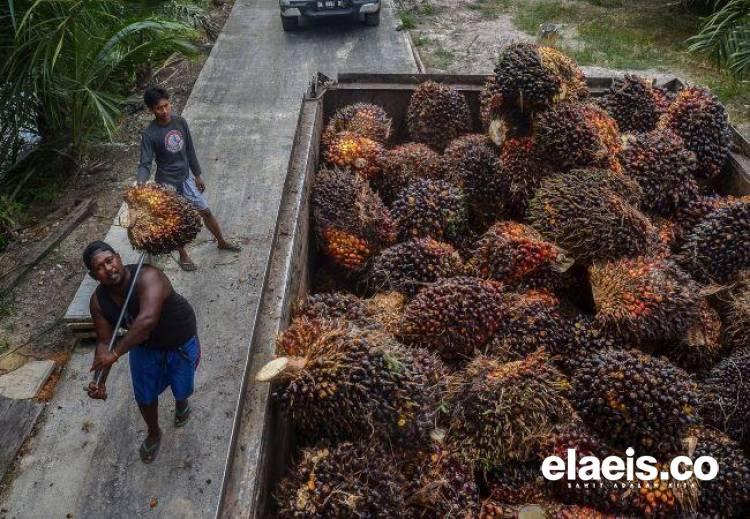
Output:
[0,1,416,517]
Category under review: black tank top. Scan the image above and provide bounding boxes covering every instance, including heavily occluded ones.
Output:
[95,264,197,350]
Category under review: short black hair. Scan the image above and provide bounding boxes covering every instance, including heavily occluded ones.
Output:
[83,241,116,270]
[143,86,169,108]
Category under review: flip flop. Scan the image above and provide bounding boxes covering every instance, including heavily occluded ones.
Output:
[175,405,191,428]
[178,259,198,271]
[139,435,161,464]
[217,241,242,252]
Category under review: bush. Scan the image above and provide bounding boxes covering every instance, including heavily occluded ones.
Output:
[689,0,750,78]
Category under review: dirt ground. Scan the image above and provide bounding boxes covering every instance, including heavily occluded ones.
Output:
[0,3,233,382]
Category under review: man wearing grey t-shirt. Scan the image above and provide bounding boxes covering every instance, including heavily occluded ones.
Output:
[137,87,240,271]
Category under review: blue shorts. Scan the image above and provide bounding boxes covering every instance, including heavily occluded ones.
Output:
[162,175,209,211]
[129,336,201,405]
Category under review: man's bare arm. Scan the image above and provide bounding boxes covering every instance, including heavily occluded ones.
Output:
[88,295,115,397]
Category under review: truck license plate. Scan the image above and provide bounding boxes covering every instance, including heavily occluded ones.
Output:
[317,0,341,7]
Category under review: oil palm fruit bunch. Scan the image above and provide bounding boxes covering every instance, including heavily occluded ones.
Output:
[498,137,552,217]
[484,291,571,362]
[367,238,465,297]
[447,351,574,467]
[479,76,533,147]
[535,103,621,173]
[589,256,701,344]
[719,271,750,349]
[259,319,445,444]
[493,43,588,114]
[684,426,750,517]
[321,102,391,147]
[666,299,724,371]
[483,463,547,506]
[658,86,731,179]
[275,441,407,518]
[312,167,396,272]
[676,198,750,283]
[571,348,700,455]
[406,80,472,151]
[124,184,202,255]
[443,134,508,229]
[527,170,657,264]
[670,194,749,246]
[618,130,701,216]
[699,346,750,446]
[406,446,480,517]
[549,314,624,374]
[363,291,407,336]
[322,131,385,181]
[377,142,444,203]
[398,276,507,364]
[293,291,405,334]
[467,222,573,291]
[549,506,618,519]
[598,75,670,134]
[390,178,468,244]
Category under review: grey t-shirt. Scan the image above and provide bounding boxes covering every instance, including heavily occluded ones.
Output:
[137,116,203,188]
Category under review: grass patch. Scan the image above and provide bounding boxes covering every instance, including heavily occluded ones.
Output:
[505,0,750,125]
[413,34,430,47]
[399,10,417,29]
[424,44,456,71]
[419,1,436,15]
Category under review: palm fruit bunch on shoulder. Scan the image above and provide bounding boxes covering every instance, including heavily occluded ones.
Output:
[320,102,391,148]
[391,178,469,244]
[589,256,701,344]
[683,426,750,517]
[571,348,700,455]
[260,319,446,445]
[670,194,750,246]
[665,299,724,372]
[699,346,750,447]
[493,43,588,115]
[598,75,670,134]
[322,131,385,181]
[406,80,472,151]
[367,238,465,297]
[618,130,701,216]
[718,271,750,349]
[124,184,202,255]
[312,167,396,272]
[483,463,548,506]
[498,136,553,218]
[676,198,750,283]
[658,86,731,179]
[275,441,407,518]
[398,276,506,364]
[404,445,480,518]
[377,142,444,203]
[484,291,571,363]
[446,351,574,468]
[527,170,658,264]
[467,221,574,292]
[535,103,622,173]
[443,134,509,229]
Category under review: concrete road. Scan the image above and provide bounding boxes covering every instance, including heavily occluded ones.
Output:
[0,1,416,517]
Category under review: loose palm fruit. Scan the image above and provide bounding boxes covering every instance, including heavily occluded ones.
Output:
[321,102,391,146]
[598,75,670,133]
[322,131,384,181]
[391,178,469,244]
[406,80,472,151]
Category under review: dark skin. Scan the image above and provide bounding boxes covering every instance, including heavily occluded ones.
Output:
[86,250,188,448]
[147,98,235,266]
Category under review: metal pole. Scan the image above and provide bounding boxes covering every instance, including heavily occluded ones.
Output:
[93,252,146,385]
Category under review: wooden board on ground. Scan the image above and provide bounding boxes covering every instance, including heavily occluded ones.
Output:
[0,395,42,481]
[0,198,95,296]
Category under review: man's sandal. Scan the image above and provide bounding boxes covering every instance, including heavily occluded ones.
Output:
[139,436,161,464]
[177,259,198,271]
[175,405,191,428]
[217,241,242,252]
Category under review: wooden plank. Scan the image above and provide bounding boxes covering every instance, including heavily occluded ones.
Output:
[0,198,95,296]
[0,395,42,481]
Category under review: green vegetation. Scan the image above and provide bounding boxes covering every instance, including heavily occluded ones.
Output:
[399,10,418,29]
[424,45,456,70]
[0,0,217,248]
[689,0,750,78]
[469,0,511,19]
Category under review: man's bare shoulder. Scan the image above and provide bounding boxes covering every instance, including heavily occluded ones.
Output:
[137,265,172,290]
